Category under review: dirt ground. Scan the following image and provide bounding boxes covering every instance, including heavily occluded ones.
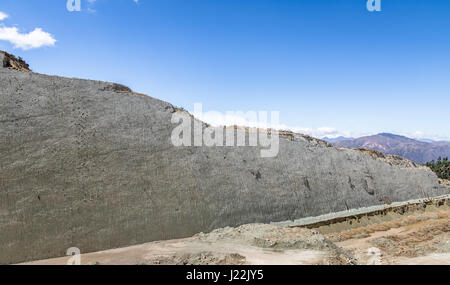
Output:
[23,224,356,265]
[22,203,450,265]
[328,209,450,265]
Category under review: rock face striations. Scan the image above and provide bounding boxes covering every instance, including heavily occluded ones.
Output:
[0,53,448,264]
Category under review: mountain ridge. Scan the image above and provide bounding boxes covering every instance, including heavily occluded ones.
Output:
[333,133,450,164]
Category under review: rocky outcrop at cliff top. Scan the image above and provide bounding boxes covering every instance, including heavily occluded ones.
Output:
[0,52,448,264]
[0,51,31,72]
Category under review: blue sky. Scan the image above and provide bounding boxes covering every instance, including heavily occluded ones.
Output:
[0,0,449,140]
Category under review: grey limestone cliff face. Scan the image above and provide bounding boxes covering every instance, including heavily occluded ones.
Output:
[0,61,448,264]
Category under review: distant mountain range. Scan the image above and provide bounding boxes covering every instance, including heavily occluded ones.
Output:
[326,133,450,164]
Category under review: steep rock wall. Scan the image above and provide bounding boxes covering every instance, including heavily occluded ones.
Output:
[0,64,448,264]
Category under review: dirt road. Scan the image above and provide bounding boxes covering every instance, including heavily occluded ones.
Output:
[22,196,449,265]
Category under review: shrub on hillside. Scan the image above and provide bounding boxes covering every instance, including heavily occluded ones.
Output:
[426,157,450,180]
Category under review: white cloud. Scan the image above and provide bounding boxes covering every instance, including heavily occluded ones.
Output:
[400,131,450,142]
[192,108,358,139]
[88,0,137,6]
[0,11,8,21]
[0,11,56,50]
[85,0,137,13]
[0,26,56,50]
[192,109,450,141]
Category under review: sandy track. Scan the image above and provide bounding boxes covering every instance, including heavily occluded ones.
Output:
[22,224,353,265]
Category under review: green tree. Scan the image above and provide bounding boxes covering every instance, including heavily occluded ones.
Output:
[426,157,450,180]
